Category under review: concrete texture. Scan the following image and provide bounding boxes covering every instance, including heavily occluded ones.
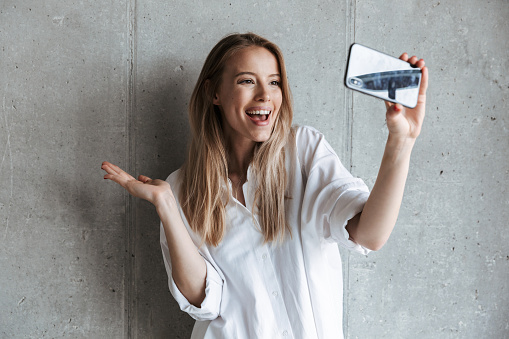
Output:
[1,0,507,338]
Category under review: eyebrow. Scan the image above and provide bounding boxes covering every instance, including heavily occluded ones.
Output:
[234,71,281,78]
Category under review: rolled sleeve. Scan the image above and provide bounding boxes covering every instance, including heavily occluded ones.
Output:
[328,185,371,255]
[168,259,223,321]
[160,225,223,321]
[297,125,372,255]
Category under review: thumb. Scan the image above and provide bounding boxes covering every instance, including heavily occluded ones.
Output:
[138,175,152,183]
[386,103,403,119]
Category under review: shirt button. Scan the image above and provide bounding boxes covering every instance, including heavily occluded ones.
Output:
[262,253,267,260]
[272,291,278,297]
[283,330,288,336]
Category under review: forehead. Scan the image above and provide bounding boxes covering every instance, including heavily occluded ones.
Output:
[225,46,280,75]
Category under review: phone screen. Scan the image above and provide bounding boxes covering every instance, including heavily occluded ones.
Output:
[345,44,421,108]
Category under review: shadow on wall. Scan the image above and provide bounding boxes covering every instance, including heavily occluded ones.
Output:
[132,59,196,337]
[49,58,196,335]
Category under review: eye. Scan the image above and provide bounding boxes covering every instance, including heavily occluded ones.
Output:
[270,80,280,86]
[238,79,254,84]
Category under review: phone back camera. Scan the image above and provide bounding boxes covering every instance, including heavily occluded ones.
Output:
[349,78,363,87]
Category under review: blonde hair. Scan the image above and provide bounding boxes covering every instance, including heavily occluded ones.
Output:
[180,33,293,247]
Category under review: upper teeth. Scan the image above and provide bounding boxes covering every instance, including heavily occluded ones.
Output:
[246,110,271,115]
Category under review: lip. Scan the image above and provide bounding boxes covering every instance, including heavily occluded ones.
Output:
[245,106,273,126]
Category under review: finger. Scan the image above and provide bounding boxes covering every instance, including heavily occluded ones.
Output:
[102,162,136,181]
[416,58,425,69]
[103,172,126,186]
[138,175,152,183]
[386,103,403,118]
[102,161,116,170]
[408,55,418,65]
[399,52,409,62]
[419,66,429,96]
[101,163,120,175]
[102,161,124,174]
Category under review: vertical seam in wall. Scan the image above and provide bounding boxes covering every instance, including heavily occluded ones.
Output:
[349,1,356,169]
[126,0,137,337]
[342,0,350,336]
[343,0,356,338]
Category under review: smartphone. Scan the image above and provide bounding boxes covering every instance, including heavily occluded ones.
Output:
[345,43,421,108]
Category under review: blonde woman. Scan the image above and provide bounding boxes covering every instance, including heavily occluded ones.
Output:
[102,33,428,338]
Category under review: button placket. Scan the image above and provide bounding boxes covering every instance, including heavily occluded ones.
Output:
[255,242,293,338]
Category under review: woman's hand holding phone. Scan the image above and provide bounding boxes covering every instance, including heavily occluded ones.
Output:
[385,53,429,141]
[346,52,429,251]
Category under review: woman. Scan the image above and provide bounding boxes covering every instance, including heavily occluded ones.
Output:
[102,33,428,338]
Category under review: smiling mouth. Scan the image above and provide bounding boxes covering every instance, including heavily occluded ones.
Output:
[246,109,271,122]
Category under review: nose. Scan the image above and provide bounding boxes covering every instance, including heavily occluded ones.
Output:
[255,84,270,102]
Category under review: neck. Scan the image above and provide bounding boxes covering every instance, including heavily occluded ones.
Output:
[227,140,255,178]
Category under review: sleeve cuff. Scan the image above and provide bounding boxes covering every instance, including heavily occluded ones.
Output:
[329,188,372,255]
[160,225,223,321]
[168,259,223,321]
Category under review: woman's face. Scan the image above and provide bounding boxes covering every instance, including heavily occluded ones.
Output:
[213,46,282,148]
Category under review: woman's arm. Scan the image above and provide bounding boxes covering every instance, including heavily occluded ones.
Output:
[101,161,206,307]
[346,54,429,251]
[156,192,207,307]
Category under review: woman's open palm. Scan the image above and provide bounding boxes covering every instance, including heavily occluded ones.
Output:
[101,161,173,206]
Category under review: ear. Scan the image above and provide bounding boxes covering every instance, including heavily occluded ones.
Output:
[212,93,221,106]
[205,79,221,105]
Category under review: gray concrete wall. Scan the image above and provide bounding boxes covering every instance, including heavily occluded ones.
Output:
[1,0,507,338]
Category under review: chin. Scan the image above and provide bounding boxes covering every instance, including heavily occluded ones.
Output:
[251,130,273,143]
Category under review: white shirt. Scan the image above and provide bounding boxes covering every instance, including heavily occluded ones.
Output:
[160,125,371,339]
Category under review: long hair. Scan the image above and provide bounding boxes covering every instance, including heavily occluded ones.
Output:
[180,33,293,247]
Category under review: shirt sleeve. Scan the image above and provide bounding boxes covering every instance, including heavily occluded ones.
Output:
[296,126,371,255]
[160,224,223,321]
